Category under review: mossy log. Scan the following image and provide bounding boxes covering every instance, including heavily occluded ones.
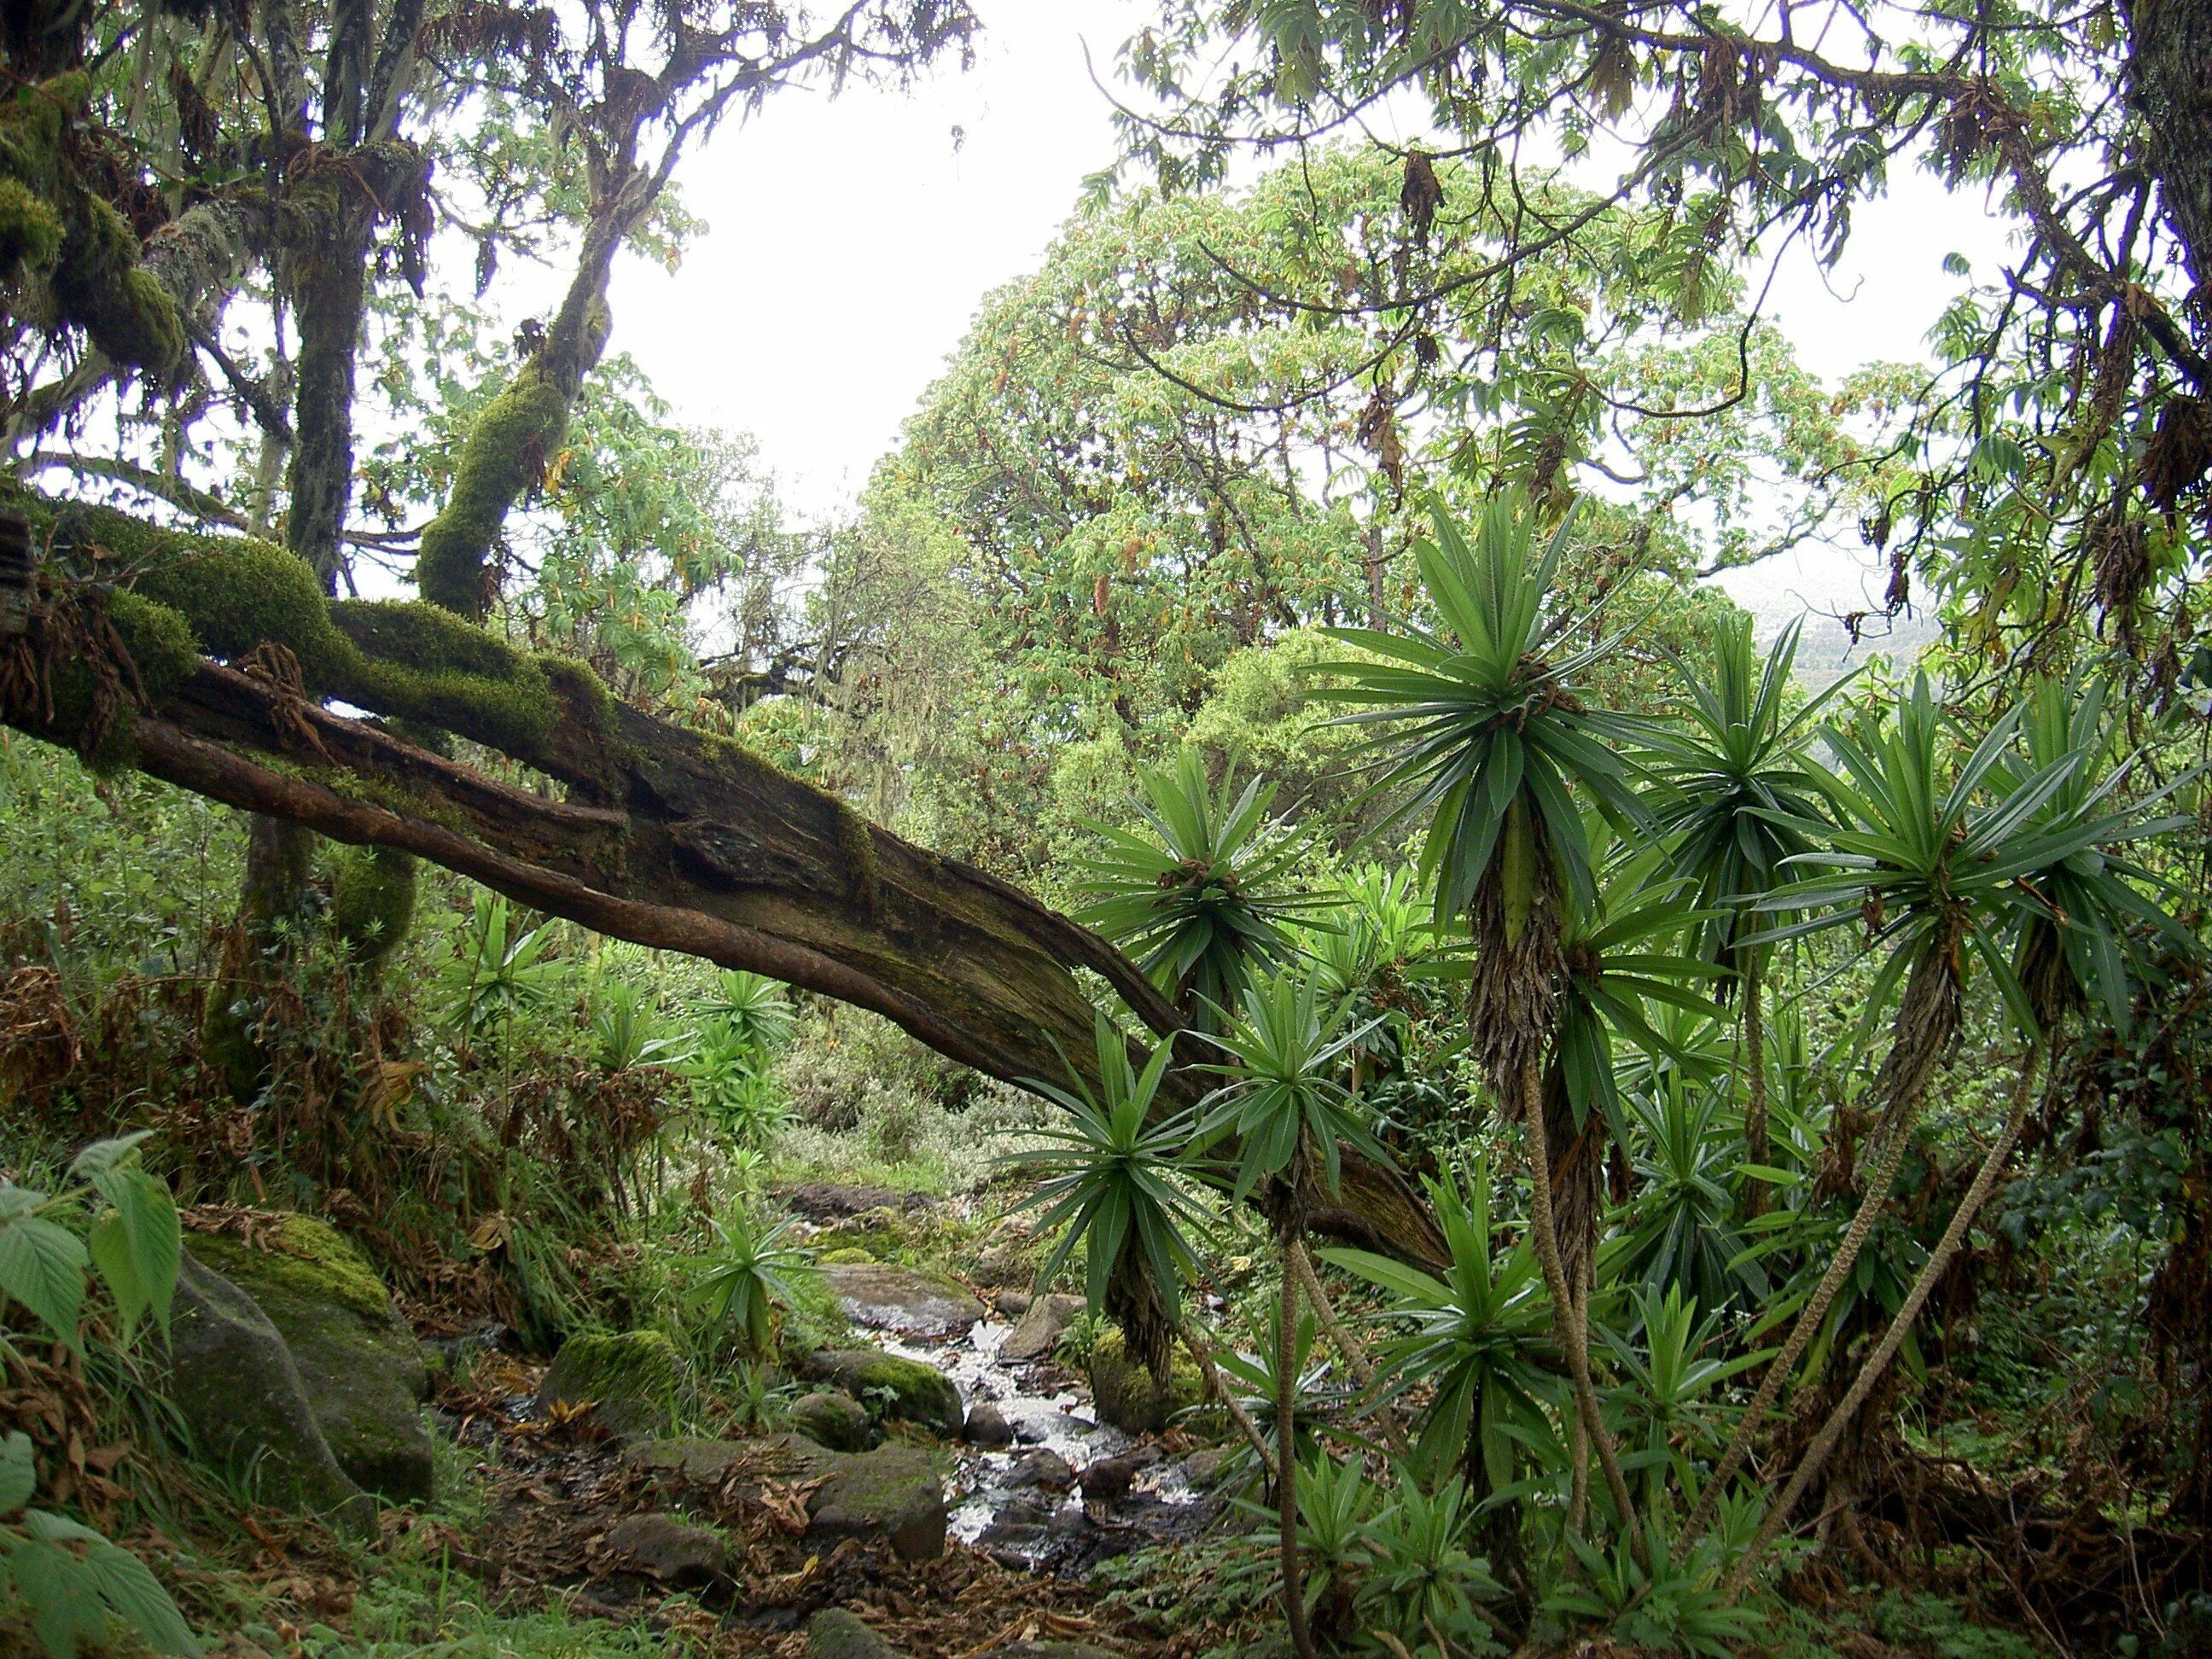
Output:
[6,508,1446,1269]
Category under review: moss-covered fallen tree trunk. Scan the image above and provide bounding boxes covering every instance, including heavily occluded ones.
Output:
[7,501,1447,1267]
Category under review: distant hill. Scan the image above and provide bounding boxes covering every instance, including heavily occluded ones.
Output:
[1787,609,1941,690]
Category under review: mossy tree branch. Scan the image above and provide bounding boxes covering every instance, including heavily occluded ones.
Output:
[9,498,1447,1269]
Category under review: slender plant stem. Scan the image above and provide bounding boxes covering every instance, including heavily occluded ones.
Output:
[1728,1049,2043,1590]
[1277,1249,1317,1659]
[1520,1051,1640,1549]
[1181,1323,1277,1482]
[1743,949,1771,1221]
[1678,1067,1932,1555]
[1566,1249,1591,1534]
[1287,1238,1408,1455]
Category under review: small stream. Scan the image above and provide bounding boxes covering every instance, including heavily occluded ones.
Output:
[830,1276,1218,1574]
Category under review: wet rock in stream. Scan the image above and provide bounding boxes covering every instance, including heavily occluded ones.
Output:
[1000,1292,1085,1363]
[963,1401,1015,1446]
[820,1261,987,1335]
[1004,1448,1074,1491]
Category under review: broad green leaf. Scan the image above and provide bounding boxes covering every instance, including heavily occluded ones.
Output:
[0,1216,87,1343]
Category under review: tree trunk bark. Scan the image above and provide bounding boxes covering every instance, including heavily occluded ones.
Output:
[2127,0,2212,307]
[1521,1051,1639,1545]
[2,570,1451,1269]
[1275,1254,1317,1659]
[1678,940,1960,1557]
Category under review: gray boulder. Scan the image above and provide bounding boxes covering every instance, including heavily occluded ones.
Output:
[999,1293,1086,1364]
[808,1608,907,1659]
[187,1215,432,1503]
[820,1262,983,1335]
[796,1437,947,1561]
[630,1433,947,1561]
[969,1241,1031,1289]
[626,1434,748,1487]
[1003,1448,1074,1492]
[790,1389,875,1452]
[160,1254,374,1532]
[598,1512,728,1583]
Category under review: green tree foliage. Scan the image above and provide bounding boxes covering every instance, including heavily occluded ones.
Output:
[1113,0,2212,692]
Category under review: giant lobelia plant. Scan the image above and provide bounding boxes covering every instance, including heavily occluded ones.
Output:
[1685,672,2177,1554]
[1317,490,1651,1542]
[1725,671,2195,1580]
[1073,748,1327,1033]
[1647,614,1843,1217]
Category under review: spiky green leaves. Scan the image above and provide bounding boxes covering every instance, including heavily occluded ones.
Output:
[1313,492,1646,936]
[1754,672,2184,1046]
[1196,969,1395,1210]
[688,1204,817,1357]
[1323,1162,1557,1492]
[1004,1015,1213,1325]
[1074,748,1326,1027]
[1645,614,1843,976]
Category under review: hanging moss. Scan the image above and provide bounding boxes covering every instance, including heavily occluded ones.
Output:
[329,845,416,967]
[0,75,184,375]
[0,176,62,282]
[54,197,186,374]
[414,375,571,617]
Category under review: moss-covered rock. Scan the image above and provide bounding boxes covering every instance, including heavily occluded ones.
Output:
[794,1348,962,1439]
[808,1607,907,1659]
[535,1330,684,1440]
[789,1389,874,1452]
[818,1245,876,1266]
[630,1432,944,1561]
[188,1215,432,1504]
[626,1434,748,1487]
[160,1254,375,1533]
[1086,1329,1204,1436]
[777,1435,946,1562]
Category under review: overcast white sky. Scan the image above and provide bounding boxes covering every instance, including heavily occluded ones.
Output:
[598,0,2018,628]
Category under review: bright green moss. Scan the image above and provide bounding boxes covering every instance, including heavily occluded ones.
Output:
[191,1214,395,1324]
[330,599,530,684]
[40,588,198,772]
[0,176,61,281]
[133,528,351,678]
[332,600,561,754]
[414,374,570,616]
[329,845,416,967]
[105,588,199,703]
